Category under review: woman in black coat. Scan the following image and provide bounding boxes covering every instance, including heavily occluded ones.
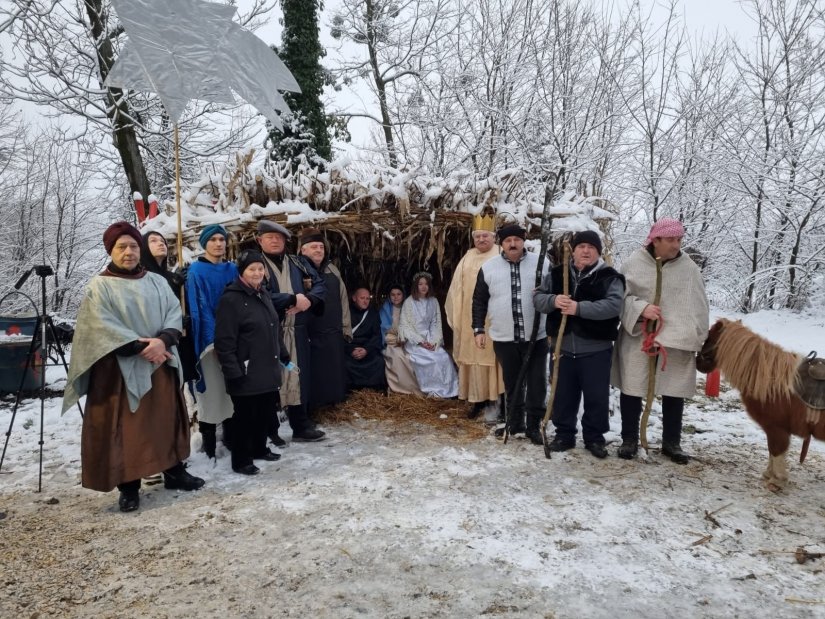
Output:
[214,250,290,475]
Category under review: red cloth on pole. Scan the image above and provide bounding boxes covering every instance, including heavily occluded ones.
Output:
[133,192,145,223]
[705,368,720,397]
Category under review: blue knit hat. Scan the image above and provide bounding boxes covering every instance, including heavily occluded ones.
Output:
[199,224,228,248]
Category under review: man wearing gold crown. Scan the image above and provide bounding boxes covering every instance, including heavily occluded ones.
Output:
[445,214,506,418]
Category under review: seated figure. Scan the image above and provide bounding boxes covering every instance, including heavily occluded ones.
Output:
[379,284,423,396]
[346,287,387,390]
[398,272,459,398]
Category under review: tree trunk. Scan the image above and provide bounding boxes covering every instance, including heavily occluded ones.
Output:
[365,0,397,169]
[83,0,151,200]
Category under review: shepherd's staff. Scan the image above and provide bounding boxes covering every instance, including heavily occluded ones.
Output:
[541,241,571,459]
[640,257,663,451]
[502,177,557,443]
[174,125,187,324]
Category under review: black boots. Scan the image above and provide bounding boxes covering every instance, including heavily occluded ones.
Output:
[547,437,575,452]
[118,489,139,512]
[617,440,638,460]
[253,449,281,462]
[661,397,687,463]
[117,464,203,513]
[661,441,689,465]
[467,401,483,419]
[525,428,544,445]
[292,427,326,442]
[163,463,206,491]
[584,442,608,459]
[233,463,260,476]
[615,439,687,463]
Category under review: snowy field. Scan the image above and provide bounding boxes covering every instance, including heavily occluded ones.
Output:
[1,309,824,618]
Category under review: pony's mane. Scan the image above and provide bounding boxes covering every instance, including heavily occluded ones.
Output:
[714,319,801,402]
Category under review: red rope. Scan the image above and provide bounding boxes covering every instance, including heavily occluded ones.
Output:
[641,316,667,371]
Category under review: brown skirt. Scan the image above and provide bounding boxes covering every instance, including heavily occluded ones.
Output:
[81,355,190,492]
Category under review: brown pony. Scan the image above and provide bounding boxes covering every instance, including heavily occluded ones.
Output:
[697,318,825,490]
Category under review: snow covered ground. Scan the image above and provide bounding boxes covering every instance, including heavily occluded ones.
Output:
[1,309,824,618]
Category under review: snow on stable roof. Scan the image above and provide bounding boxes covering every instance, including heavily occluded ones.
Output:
[140,156,616,269]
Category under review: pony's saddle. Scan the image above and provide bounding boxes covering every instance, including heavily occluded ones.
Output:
[796,352,825,409]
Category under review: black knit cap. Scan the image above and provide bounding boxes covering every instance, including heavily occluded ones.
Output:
[571,230,603,254]
[237,249,265,274]
[496,224,526,242]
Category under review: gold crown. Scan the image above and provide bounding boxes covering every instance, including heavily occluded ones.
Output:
[472,214,495,232]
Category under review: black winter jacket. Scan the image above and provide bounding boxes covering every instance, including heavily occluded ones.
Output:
[214,278,290,396]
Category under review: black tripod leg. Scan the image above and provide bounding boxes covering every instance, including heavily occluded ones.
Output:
[0,317,43,476]
[44,316,83,419]
[37,313,48,493]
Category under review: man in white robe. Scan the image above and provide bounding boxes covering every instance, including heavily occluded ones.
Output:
[611,218,709,463]
[445,217,505,417]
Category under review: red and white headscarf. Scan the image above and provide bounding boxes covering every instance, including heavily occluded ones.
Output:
[645,218,685,246]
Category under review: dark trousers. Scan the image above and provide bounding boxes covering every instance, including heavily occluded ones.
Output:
[230,392,279,470]
[285,405,313,433]
[493,339,548,432]
[551,348,612,444]
[620,393,684,444]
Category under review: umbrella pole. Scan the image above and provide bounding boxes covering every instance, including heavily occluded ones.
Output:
[174,124,187,321]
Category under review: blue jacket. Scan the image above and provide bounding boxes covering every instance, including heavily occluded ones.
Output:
[186,258,238,360]
[379,300,395,347]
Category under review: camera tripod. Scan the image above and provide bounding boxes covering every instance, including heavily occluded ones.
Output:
[0,265,82,492]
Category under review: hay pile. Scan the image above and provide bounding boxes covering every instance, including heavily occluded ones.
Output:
[315,390,491,442]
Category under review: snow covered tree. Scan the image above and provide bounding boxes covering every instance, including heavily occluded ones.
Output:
[266,0,331,167]
[727,0,825,311]
[329,0,456,169]
[0,114,111,314]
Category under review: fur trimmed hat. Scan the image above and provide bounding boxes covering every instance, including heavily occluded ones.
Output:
[299,227,324,246]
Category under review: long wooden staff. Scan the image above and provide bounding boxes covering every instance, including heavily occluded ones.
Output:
[541,241,571,460]
[640,257,663,452]
[174,125,187,325]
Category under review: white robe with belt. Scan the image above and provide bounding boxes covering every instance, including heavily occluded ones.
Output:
[611,249,709,399]
[399,297,458,398]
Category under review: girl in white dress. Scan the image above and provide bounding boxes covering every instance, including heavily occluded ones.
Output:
[398,272,459,398]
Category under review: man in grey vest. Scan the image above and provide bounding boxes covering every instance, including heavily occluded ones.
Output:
[471,224,550,444]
